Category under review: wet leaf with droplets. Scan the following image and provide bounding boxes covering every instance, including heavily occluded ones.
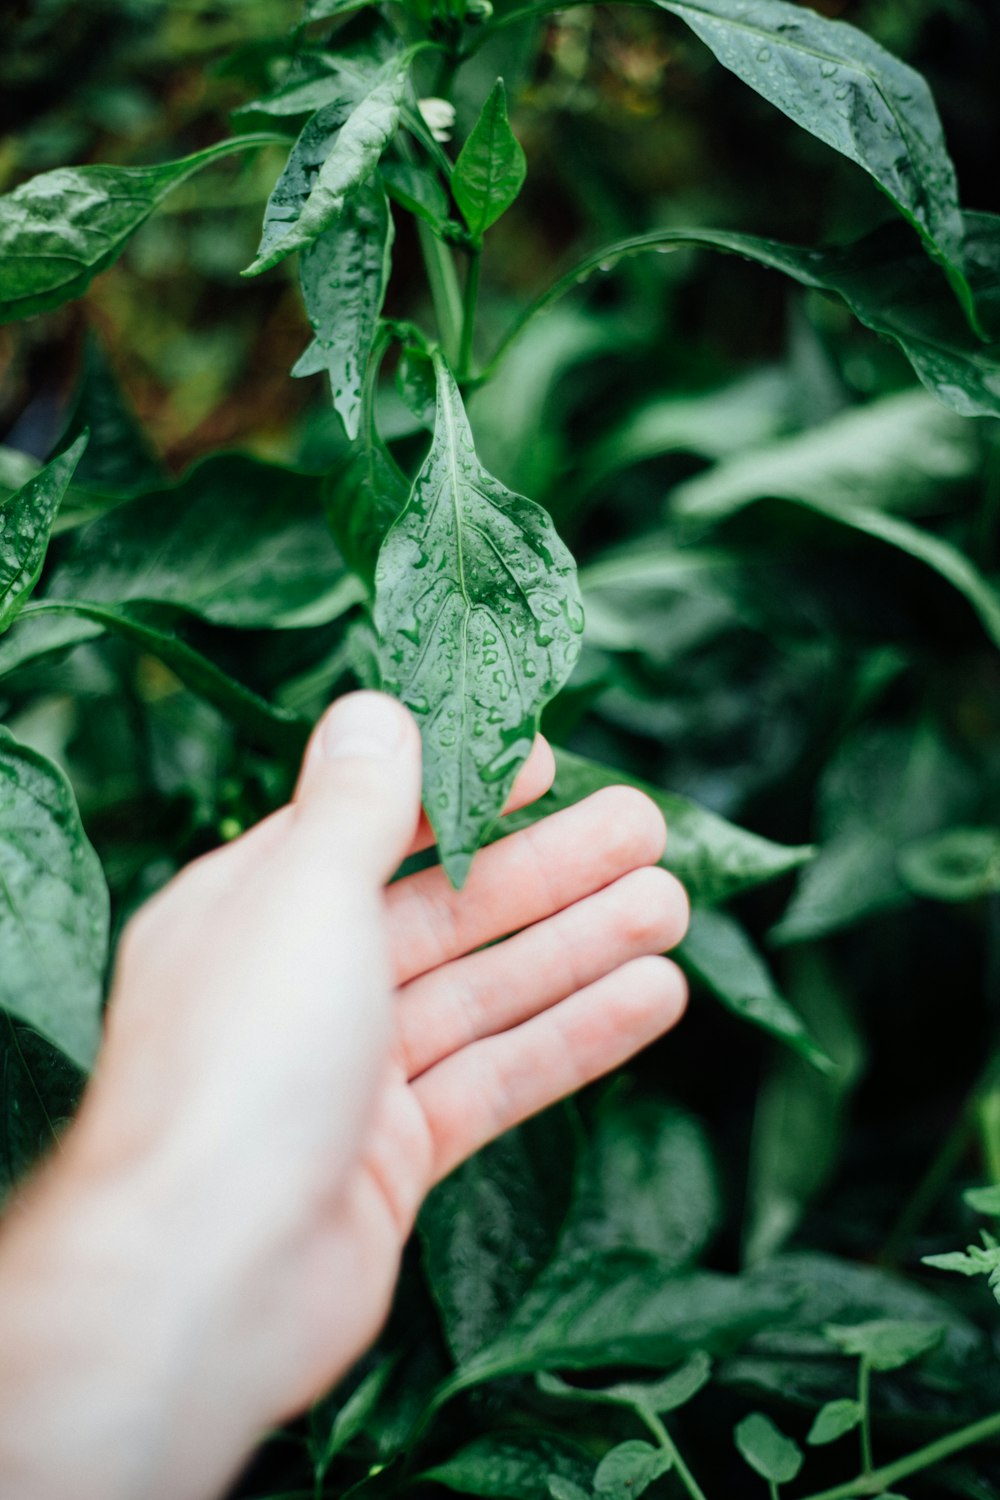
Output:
[0,435,87,634]
[656,0,980,333]
[374,353,582,886]
[292,176,394,440]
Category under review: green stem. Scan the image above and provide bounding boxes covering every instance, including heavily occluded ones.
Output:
[638,1408,709,1500]
[768,1484,780,1500]
[799,1408,1000,1500]
[458,248,481,380]
[858,1358,873,1476]
[417,220,463,366]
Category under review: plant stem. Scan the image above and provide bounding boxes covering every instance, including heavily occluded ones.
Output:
[458,248,481,380]
[799,1408,1000,1500]
[417,221,463,366]
[858,1359,873,1476]
[638,1407,709,1500]
[768,1483,780,1500]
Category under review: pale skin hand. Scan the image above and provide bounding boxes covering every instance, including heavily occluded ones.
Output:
[0,692,689,1500]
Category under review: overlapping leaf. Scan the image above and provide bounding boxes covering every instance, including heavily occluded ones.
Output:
[0,436,87,633]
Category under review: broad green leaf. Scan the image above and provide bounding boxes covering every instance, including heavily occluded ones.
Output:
[0,602,308,756]
[0,731,109,1071]
[734,1413,803,1486]
[898,827,1000,903]
[823,1319,944,1372]
[965,1185,1000,1217]
[656,0,976,331]
[0,135,281,324]
[491,215,1000,420]
[559,1096,720,1269]
[444,1250,800,1394]
[56,336,164,499]
[680,909,834,1071]
[44,454,361,630]
[292,177,394,439]
[374,354,583,887]
[244,52,411,276]
[0,1018,83,1200]
[538,1352,713,1416]
[594,1441,672,1500]
[806,1398,862,1446]
[452,80,527,241]
[423,1433,593,1500]
[0,436,87,634]
[670,390,978,525]
[498,748,815,908]
[236,48,385,121]
[418,1110,578,1363]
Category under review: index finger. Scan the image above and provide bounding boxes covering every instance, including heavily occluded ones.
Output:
[406,735,556,857]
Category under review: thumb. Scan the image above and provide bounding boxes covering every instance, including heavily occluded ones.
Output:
[291,691,423,884]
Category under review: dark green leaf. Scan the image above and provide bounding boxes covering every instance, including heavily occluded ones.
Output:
[559,1096,720,1269]
[807,1398,863,1446]
[56,336,164,500]
[45,454,361,629]
[325,441,410,591]
[594,1441,672,1500]
[0,135,281,324]
[423,1433,593,1500]
[0,436,87,634]
[304,0,377,19]
[823,1319,944,1371]
[310,1356,398,1482]
[381,160,450,233]
[418,1110,578,1363]
[734,1412,803,1485]
[680,909,833,1070]
[0,1018,83,1200]
[452,80,527,241]
[0,730,109,1070]
[292,176,393,439]
[374,353,582,887]
[244,52,411,276]
[538,1352,713,1416]
[898,827,1000,903]
[656,0,976,331]
[498,748,815,908]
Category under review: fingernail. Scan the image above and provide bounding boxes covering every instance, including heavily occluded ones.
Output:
[319,692,407,761]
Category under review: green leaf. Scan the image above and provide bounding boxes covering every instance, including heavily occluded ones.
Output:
[0,731,109,1071]
[498,748,815,908]
[547,1481,589,1500]
[452,80,527,241]
[538,1352,713,1416]
[423,1433,593,1500]
[0,436,87,634]
[381,160,451,233]
[57,336,164,499]
[304,0,378,19]
[326,440,410,590]
[244,52,411,277]
[898,827,1000,903]
[44,454,360,630]
[680,908,834,1071]
[734,1412,803,1485]
[656,0,977,332]
[0,1018,83,1200]
[292,176,394,439]
[806,1398,863,1446]
[594,1441,672,1500]
[310,1356,398,1482]
[418,1110,578,1363]
[823,1319,944,1371]
[0,135,281,324]
[670,390,978,526]
[964,1185,1000,1216]
[559,1096,720,1269]
[374,353,583,887]
[446,1250,799,1393]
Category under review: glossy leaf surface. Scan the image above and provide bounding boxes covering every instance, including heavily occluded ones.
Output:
[452,80,527,241]
[0,135,279,323]
[375,355,582,886]
[0,732,109,1070]
[0,436,87,634]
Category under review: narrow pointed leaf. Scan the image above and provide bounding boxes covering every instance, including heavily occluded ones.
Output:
[0,731,109,1071]
[0,135,281,324]
[57,337,164,498]
[656,0,978,331]
[374,354,582,887]
[292,177,393,439]
[452,80,527,241]
[0,435,87,633]
[244,53,411,276]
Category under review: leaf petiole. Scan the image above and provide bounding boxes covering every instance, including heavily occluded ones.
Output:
[637,1406,709,1500]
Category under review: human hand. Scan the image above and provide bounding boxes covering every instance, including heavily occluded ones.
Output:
[0,692,689,1500]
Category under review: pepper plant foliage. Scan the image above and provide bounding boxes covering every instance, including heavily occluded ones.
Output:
[3,0,1000,1494]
